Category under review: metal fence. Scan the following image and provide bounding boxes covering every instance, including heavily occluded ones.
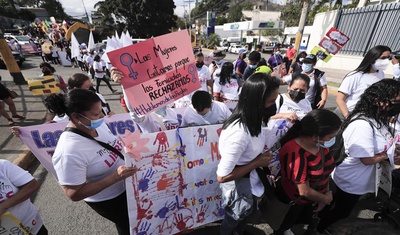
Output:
[335,3,400,56]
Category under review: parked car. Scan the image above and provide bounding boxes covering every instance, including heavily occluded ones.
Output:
[262,41,281,53]
[229,44,246,54]
[4,34,39,55]
[0,50,25,68]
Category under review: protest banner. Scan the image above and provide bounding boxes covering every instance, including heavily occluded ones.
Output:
[0,212,29,235]
[107,30,201,115]
[27,75,60,95]
[17,111,288,235]
[311,27,350,63]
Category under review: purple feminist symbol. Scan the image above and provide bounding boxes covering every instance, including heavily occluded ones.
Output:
[188,64,197,83]
[120,53,139,80]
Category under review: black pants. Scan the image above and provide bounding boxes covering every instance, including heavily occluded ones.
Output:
[317,186,361,232]
[273,203,314,235]
[95,76,114,93]
[37,225,48,235]
[86,192,130,235]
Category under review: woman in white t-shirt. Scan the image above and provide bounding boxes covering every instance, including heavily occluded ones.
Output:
[46,89,137,235]
[213,62,240,102]
[67,73,114,116]
[216,73,280,235]
[271,73,312,121]
[93,55,117,94]
[336,45,391,119]
[0,160,47,235]
[317,79,400,234]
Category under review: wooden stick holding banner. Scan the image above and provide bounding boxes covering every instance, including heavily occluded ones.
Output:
[107,31,201,115]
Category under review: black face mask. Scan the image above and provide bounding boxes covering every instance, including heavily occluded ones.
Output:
[263,104,277,122]
[196,62,204,68]
[386,103,400,117]
[288,90,306,103]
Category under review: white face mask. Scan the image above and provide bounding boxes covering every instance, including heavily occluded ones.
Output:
[372,58,390,71]
[393,63,400,79]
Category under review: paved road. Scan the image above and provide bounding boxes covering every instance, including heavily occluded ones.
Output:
[1,56,399,235]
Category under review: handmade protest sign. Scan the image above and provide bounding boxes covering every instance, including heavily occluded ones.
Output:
[0,212,29,235]
[27,75,60,95]
[312,27,350,63]
[107,31,201,115]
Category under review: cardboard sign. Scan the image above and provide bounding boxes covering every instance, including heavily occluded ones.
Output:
[311,46,333,63]
[107,31,201,115]
[325,27,350,47]
[318,38,341,55]
[0,212,29,235]
[27,75,60,95]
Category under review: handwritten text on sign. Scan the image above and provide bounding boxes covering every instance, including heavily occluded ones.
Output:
[107,31,201,114]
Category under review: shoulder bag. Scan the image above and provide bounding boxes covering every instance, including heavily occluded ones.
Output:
[65,127,124,160]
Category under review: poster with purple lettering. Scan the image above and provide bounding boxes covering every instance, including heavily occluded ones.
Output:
[17,113,138,179]
[107,30,201,115]
[121,125,224,235]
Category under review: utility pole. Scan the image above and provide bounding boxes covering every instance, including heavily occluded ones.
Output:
[293,0,308,58]
[184,0,194,23]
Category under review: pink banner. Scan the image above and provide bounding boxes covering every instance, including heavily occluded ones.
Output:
[107,31,201,114]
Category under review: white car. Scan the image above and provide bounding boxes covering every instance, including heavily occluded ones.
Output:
[229,45,246,54]
[4,34,39,55]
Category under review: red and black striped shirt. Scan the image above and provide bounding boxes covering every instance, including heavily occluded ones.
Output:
[279,139,334,204]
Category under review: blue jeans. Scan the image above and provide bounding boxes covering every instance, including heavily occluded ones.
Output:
[220,177,257,235]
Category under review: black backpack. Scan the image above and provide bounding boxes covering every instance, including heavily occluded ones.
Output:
[330,117,374,166]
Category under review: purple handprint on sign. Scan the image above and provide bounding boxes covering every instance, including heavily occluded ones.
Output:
[138,168,155,192]
[156,201,176,219]
[275,119,289,137]
[137,221,151,235]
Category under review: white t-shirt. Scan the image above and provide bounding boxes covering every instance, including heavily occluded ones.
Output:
[86,56,94,67]
[53,123,125,202]
[137,108,180,133]
[338,71,384,112]
[197,65,211,92]
[284,70,327,104]
[332,118,394,195]
[216,121,267,197]
[213,77,240,101]
[0,160,43,234]
[181,101,232,127]
[276,93,312,119]
[51,48,58,57]
[174,95,192,108]
[93,61,105,78]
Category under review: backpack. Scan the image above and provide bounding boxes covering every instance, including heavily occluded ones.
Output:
[330,117,374,166]
[311,69,325,109]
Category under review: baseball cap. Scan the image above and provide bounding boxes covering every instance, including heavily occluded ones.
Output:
[302,54,317,64]
[238,49,247,54]
[254,65,272,74]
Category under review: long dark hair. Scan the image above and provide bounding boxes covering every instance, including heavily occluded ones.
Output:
[344,79,400,129]
[349,45,391,76]
[223,73,280,136]
[68,73,90,89]
[219,62,235,85]
[44,89,100,118]
[289,73,310,89]
[280,109,341,146]
[295,51,307,63]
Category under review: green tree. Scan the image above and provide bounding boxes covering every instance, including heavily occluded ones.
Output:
[227,1,253,23]
[205,33,220,49]
[93,0,117,38]
[191,0,230,21]
[100,0,177,38]
[39,0,67,19]
[216,16,227,25]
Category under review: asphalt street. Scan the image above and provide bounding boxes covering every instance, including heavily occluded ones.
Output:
[0,54,399,235]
